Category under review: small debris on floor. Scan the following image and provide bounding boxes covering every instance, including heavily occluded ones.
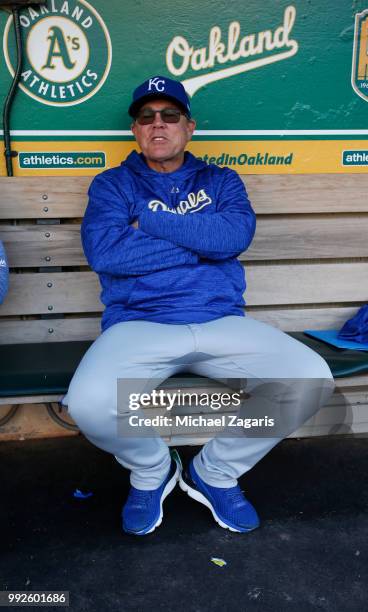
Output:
[210,557,227,567]
[73,489,93,499]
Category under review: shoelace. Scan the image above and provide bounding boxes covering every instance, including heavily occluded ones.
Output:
[224,487,247,506]
[128,488,153,507]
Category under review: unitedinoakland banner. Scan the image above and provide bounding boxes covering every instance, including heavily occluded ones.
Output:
[1,0,368,175]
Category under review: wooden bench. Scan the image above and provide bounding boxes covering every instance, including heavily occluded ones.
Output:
[0,173,368,442]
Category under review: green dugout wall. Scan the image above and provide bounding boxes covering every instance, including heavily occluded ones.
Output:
[0,0,368,175]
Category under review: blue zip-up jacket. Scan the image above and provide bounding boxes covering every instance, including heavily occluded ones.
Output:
[82,151,256,331]
[0,240,9,304]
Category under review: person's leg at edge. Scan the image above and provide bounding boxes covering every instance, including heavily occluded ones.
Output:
[66,320,196,490]
[191,315,335,485]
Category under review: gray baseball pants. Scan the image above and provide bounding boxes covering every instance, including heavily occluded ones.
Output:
[65,315,335,489]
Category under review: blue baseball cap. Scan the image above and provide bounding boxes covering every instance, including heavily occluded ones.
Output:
[338,304,368,344]
[128,75,191,118]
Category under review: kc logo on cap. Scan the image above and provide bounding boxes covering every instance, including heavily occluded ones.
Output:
[147,77,166,92]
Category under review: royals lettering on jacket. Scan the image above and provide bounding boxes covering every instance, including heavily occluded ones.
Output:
[148,189,212,215]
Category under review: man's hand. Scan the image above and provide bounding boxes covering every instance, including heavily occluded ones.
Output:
[131,219,139,229]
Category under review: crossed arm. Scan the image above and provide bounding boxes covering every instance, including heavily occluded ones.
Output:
[82,169,256,277]
[138,170,256,260]
[82,174,199,276]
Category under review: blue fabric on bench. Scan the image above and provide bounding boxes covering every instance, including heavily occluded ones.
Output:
[303,330,368,351]
[288,333,368,378]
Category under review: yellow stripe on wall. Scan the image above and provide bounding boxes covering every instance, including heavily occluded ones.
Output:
[0,140,367,176]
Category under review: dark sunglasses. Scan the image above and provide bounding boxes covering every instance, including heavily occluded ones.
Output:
[135,107,188,125]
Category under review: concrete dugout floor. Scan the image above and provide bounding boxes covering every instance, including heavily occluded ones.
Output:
[0,435,367,612]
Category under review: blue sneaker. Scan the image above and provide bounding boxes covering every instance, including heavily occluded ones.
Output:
[179,459,260,533]
[122,450,181,535]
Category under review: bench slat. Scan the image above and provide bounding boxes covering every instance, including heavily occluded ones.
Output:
[1,262,367,315]
[2,215,368,267]
[246,262,368,305]
[0,224,85,267]
[244,215,368,260]
[0,306,361,344]
[1,272,102,315]
[244,174,368,213]
[0,176,91,218]
[0,317,101,344]
[1,174,368,219]
[248,306,362,331]
[0,377,366,408]
[0,395,63,406]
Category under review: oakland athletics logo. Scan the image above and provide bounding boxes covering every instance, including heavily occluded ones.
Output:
[3,0,112,106]
[351,9,368,102]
